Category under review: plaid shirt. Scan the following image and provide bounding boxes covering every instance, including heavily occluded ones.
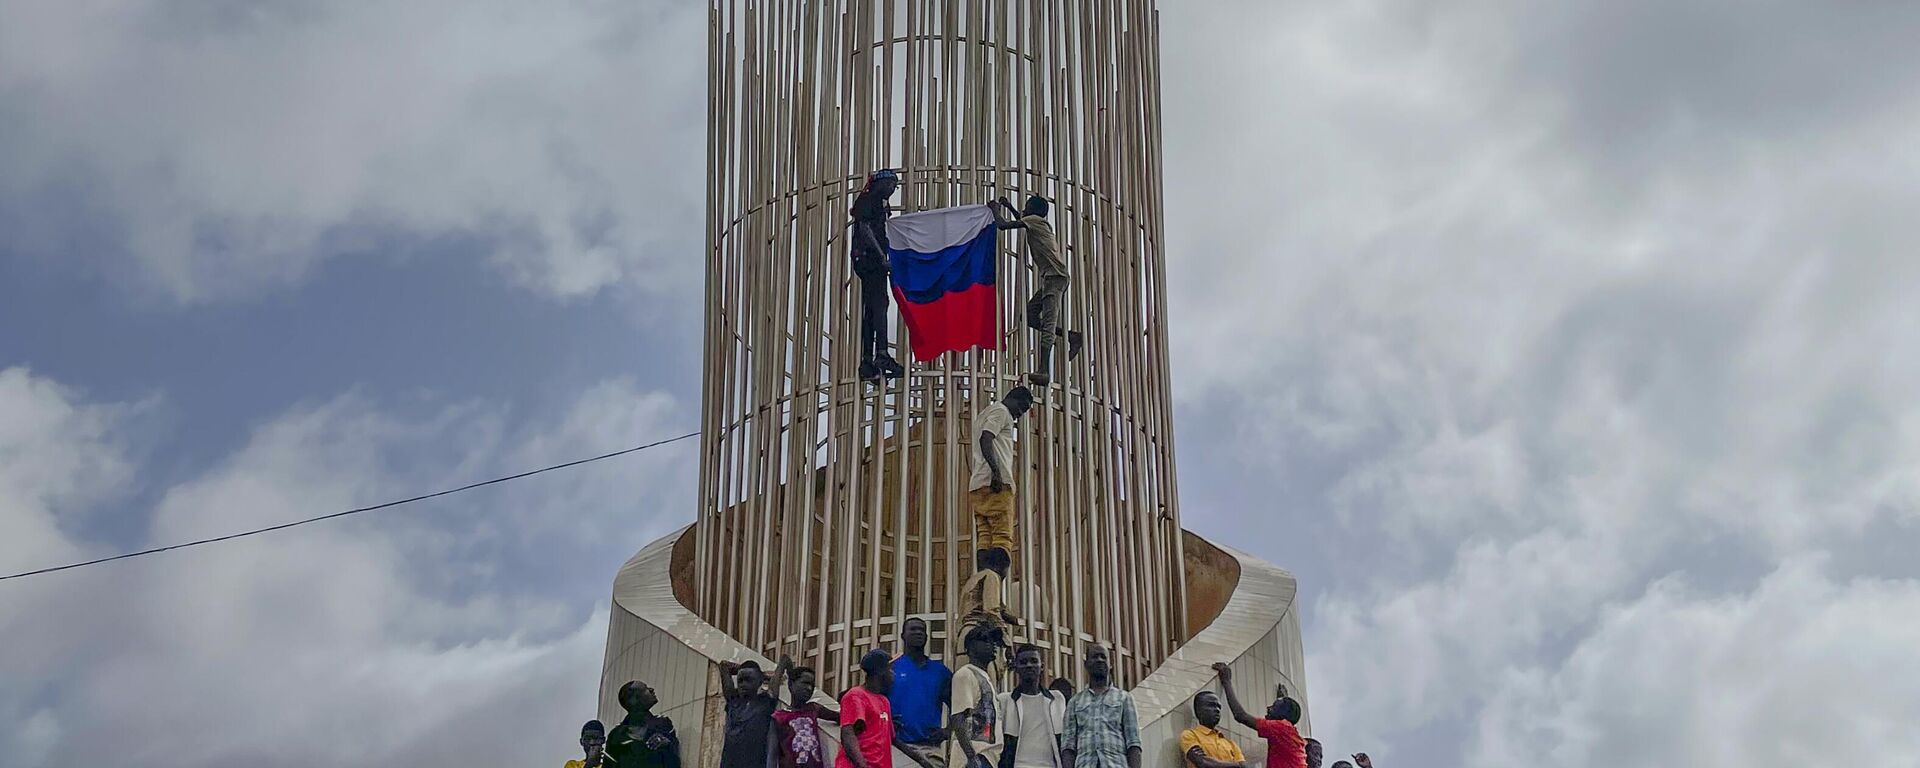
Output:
[1061,686,1141,768]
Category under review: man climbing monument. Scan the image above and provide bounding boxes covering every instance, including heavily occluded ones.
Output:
[853,169,906,383]
[991,195,1082,388]
[958,385,1034,635]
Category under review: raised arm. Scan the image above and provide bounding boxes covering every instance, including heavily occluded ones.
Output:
[989,198,1028,231]
[769,655,793,698]
[718,661,741,699]
[1211,663,1259,730]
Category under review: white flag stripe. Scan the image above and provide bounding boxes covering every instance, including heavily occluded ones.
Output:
[885,204,997,253]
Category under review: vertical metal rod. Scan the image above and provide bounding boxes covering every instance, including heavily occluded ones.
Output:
[695,0,1182,688]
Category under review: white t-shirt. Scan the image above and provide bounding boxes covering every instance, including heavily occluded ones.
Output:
[948,664,1004,767]
[997,690,1066,768]
[969,402,1018,492]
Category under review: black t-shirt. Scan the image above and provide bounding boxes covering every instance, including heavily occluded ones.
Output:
[850,193,891,273]
[721,692,779,768]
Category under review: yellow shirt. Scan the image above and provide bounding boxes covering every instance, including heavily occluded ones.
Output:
[1179,725,1244,766]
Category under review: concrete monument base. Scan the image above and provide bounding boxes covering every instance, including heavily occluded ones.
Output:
[599,527,1307,768]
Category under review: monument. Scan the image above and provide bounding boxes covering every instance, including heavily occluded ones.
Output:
[601,2,1308,766]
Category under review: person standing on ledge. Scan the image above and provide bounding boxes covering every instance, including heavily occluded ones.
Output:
[948,623,1007,768]
[852,169,906,383]
[840,650,901,768]
[608,680,682,768]
[999,644,1066,768]
[719,659,787,768]
[564,720,609,768]
[990,194,1082,388]
[960,386,1035,634]
[1179,692,1245,768]
[1060,644,1141,768]
[1212,663,1306,768]
[774,664,840,768]
[890,617,951,768]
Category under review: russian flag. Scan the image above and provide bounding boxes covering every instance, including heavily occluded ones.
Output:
[887,205,1000,362]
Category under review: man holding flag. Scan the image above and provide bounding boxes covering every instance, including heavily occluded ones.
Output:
[853,169,906,382]
[991,195,1082,388]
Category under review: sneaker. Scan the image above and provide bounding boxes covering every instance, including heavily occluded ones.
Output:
[876,354,906,378]
[859,359,881,383]
[1026,372,1050,388]
[1067,330,1085,360]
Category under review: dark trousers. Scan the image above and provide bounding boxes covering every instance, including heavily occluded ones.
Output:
[858,269,890,359]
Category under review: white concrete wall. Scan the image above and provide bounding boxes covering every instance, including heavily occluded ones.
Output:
[1130,540,1310,767]
[601,528,1307,768]
[599,527,876,768]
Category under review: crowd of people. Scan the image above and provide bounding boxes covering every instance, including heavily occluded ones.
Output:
[562,173,1371,768]
[574,637,1372,768]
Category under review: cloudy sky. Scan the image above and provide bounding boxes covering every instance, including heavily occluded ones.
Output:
[4,1,1919,766]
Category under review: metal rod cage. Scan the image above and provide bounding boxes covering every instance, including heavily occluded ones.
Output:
[695,0,1182,695]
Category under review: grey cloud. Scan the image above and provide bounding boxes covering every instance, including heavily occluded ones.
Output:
[1470,558,1920,766]
[0,0,708,304]
[0,369,689,767]
[1156,1,1920,764]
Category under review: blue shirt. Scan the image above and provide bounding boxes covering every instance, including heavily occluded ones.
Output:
[889,654,951,744]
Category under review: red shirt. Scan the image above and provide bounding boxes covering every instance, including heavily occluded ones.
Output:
[837,687,894,768]
[1255,719,1306,768]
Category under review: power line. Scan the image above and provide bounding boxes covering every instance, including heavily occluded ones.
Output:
[0,430,701,584]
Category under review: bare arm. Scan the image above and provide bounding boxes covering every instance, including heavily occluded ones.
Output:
[718,661,741,700]
[1211,664,1258,730]
[768,656,792,697]
[1186,747,1241,768]
[841,723,870,768]
[990,199,1028,231]
[893,736,937,768]
[951,710,981,765]
[857,221,887,254]
[980,430,1005,491]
